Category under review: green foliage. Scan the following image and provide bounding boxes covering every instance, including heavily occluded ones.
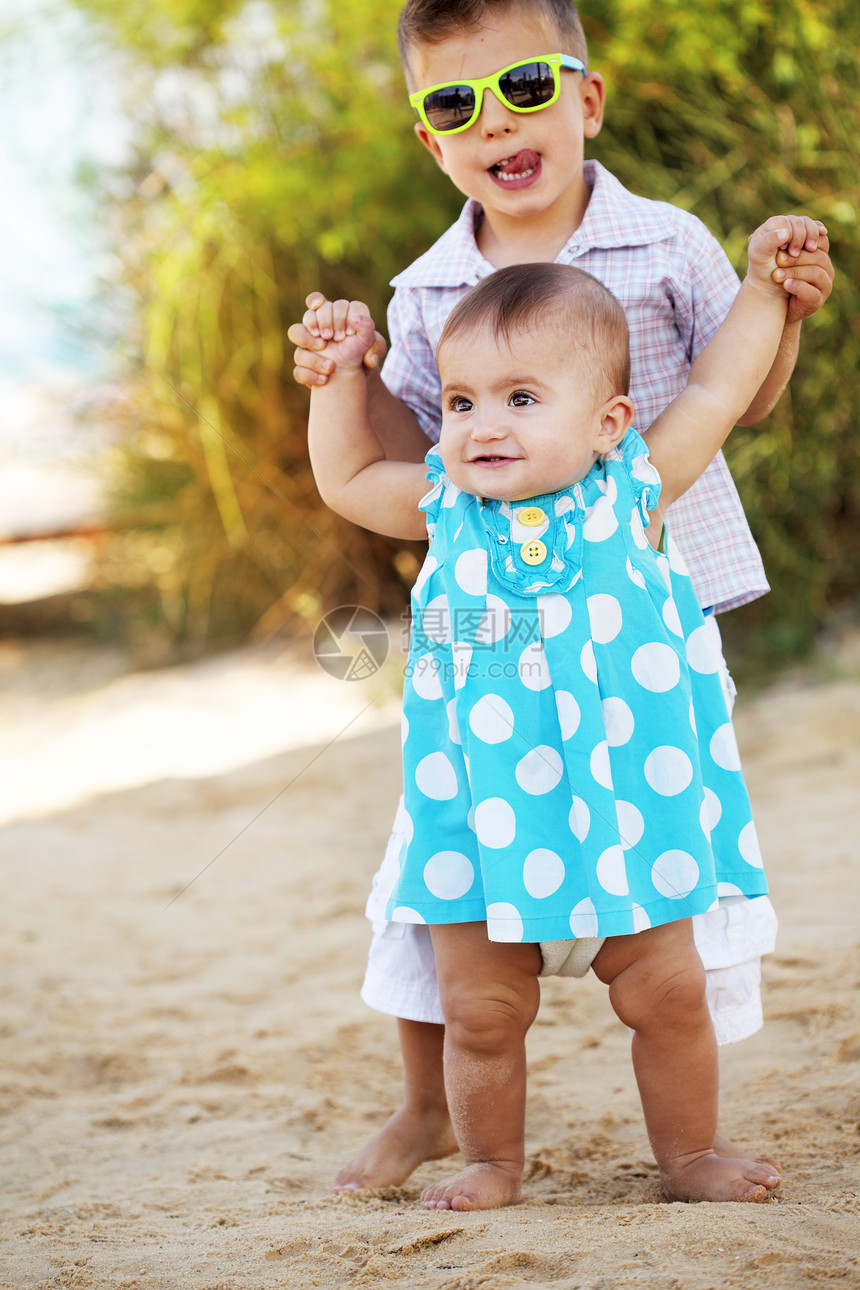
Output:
[75,0,858,665]
[581,0,860,673]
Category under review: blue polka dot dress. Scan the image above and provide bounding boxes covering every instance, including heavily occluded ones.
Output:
[386,429,769,944]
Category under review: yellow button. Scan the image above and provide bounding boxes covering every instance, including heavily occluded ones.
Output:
[521,539,548,566]
[517,507,546,527]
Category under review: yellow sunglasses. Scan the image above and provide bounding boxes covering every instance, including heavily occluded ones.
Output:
[410,54,585,136]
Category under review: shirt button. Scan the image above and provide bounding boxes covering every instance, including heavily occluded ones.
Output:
[517,507,546,527]
[521,539,548,566]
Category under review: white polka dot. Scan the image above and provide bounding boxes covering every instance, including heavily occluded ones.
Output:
[602,696,635,747]
[738,821,764,867]
[662,597,683,637]
[632,902,651,932]
[631,642,681,692]
[401,712,409,745]
[519,641,552,691]
[686,623,720,673]
[580,640,597,684]
[450,640,472,691]
[537,593,572,638]
[667,539,690,575]
[474,797,516,848]
[587,593,623,644]
[710,723,742,772]
[487,902,524,942]
[411,653,442,701]
[515,746,564,795]
[469,694,514,744]
[441,479,461,508]
[420,593,450,644]
[523,849,566,899]
[596,845,628,896]
[689,698,697,735]
[423,851,474,900]
[400,809,414,846]
[644,745,693,796]
[652,850,700,899]
[476,594,511,643]
[413,555,437,598]
[570,897,599,937]
[447,698,461,745]
[583,494,618,542]
[626,556,646,590]
[616,800,644,850]
[415,751,459,800]
[656,553,672,590]
[717,882,744,898]
[454,547,487,596]
[390,906,426,923]
[700,787,722,839]
[590,741,613,790]
[629,512,649,551]
[569,796,590,842]
[556,690,581,740]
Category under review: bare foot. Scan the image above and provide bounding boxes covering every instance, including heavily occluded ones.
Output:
[661,1151,781,1203]
[333,1104,458,1192]
[421,1161,523,1211]
[713,1133,780,1174]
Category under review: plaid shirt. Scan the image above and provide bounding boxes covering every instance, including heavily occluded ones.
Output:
[381,160,768,614]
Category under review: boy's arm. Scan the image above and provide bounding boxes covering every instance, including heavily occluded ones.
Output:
[645,216,827,528]
[307,308,430,542]
[290,293,433,463]
[737,232,834,424]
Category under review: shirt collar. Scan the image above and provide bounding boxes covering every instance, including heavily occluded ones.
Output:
[391,160,678,289]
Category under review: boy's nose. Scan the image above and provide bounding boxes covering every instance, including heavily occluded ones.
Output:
[479,88,518,137]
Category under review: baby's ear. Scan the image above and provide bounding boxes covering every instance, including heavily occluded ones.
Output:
[593,394,634,452]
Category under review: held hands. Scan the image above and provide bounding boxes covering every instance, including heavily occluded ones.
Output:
[748,215,833,322]
[289,293,387,387]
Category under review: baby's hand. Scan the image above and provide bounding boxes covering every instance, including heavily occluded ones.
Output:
[288,293,387,387]
[747,216,832,320]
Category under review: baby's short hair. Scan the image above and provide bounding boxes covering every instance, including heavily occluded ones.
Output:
[398,0,588,84]
[438,263,631,398]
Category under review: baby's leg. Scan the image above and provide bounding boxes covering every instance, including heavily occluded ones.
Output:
[421,923,542,1211]
[333,1018,457,1191]
[592,921,781,1203]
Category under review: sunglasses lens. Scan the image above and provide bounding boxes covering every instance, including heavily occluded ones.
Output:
[423,85,477,132]
[498,61,555,110]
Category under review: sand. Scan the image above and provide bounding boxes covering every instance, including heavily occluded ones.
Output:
[1,634,859,1289]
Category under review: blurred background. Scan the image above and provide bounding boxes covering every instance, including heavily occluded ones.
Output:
[1,0,858,678]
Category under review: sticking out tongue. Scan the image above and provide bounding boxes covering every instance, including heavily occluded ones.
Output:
[494,148,540,176]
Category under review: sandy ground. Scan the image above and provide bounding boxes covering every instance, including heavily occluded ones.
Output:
[1,633,859,1290]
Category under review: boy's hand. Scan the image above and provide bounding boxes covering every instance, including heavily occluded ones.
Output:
[748,215,832,320]
[289,293,387,387]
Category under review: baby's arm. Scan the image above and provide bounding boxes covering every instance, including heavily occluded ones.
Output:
[307,302,429,541]
[645,214,827,528]
[290,294,432,463]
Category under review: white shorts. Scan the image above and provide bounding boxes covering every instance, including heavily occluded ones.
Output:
[361,616,777,1047]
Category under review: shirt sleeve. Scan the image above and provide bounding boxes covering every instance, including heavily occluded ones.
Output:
[672,215,742,363]
[381,286,444,445]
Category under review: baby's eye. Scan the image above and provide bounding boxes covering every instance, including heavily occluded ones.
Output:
[509,390,536,407]
[448,395,473,413]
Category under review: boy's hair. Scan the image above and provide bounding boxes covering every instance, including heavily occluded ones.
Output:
[398,0,588,84]
[438,263,631,398]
